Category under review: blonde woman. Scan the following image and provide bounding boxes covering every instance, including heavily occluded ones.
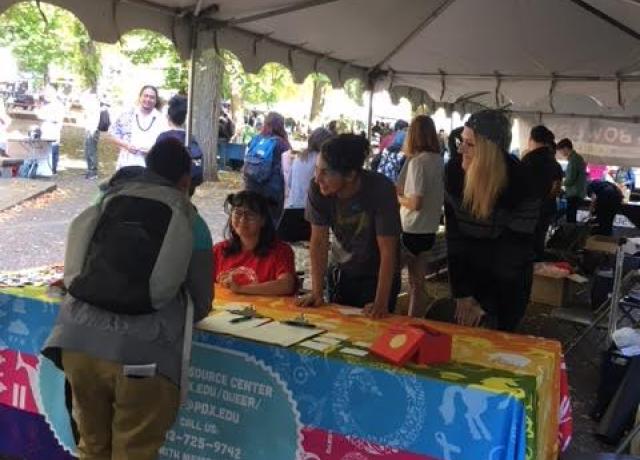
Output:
[397,115,444,317]
[443,110,538,331]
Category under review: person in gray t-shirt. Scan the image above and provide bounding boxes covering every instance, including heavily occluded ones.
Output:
[296,134,401,317]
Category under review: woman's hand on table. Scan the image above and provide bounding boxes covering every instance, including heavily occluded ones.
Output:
[222,278,244,294]
[295,291,324,308]
[363,301,388,319]
[454,297,485,327]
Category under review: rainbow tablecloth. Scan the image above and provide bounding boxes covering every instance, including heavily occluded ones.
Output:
[0,286,571,460]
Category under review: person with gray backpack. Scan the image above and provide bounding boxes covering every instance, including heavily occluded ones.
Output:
[42,137,214,460]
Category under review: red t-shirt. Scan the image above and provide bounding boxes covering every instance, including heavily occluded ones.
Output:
[213,240,296,286]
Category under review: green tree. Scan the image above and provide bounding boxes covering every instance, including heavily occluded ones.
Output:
[309,73,330,123]
[0,2,101,89]
[120,30,188,93]
[344,78,365,106]
[0,3,69,84]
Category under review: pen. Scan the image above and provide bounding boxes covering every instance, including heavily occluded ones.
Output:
[230,316,253,324]
[282,320,317,329]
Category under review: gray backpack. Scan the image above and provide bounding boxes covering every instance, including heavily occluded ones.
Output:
[64,178,194,315]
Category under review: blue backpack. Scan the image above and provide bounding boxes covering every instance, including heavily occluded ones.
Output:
[244,135,278,184]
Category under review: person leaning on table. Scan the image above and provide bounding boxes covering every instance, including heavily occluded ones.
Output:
[296,134,401,318]
[42,138,214,460]
[443,110,539,331]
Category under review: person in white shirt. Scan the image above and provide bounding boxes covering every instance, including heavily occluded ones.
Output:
[107,85,166,171]
[397,115,444,317]
[286,127,333,208]
[37,87,65,174]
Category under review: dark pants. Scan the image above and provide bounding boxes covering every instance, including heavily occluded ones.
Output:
[533,212,554,261]
[594,198,622,236]
[327,266,401,312]
[429,263,533,331]
[51,143,59,174]
[84,130,99,175]
[566,196,582,223]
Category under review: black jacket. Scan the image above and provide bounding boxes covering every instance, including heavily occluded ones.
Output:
[444,154,540,299]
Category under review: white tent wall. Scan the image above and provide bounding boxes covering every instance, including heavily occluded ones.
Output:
[2,0,640,169]
[2,0,638,115]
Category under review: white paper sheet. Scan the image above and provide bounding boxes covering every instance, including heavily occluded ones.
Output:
[196,311,271,335]
[299,340,333,352]
[312,336,342,345]
[232,321,325,347]
[339,347,369,357]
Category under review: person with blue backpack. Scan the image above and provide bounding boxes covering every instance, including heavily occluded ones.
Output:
[376,119,409,183]
[243,111,291,224]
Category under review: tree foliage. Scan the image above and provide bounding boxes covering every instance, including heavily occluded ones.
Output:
[120,30,188,93]
[220,52,297,108]
[0,2,100,88]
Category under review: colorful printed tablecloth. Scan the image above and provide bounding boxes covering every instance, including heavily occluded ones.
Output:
[0,286,571,460]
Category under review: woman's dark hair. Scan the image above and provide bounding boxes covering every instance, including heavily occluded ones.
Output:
[530,125,555,149]
[300,127,333,161]
[146,137,192,184]
[138,85,161,110]
[223,191,277,257]
[394,119,409,131]
[320,133,369,175]
[557,138,573,150]
[262,112,288,141]
[167,94,187,126]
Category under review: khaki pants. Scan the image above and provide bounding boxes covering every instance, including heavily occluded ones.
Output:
[62,350,180,460]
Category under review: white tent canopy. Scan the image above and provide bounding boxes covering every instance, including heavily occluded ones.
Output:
[2,0,639,121]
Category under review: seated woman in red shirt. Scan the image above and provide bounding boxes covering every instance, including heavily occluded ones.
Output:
[213,190,297,296]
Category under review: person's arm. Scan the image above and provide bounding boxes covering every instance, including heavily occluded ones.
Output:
[363,235,397,318]
[398,156,424,211]
[228,273,296,296]
[564,157,577,187]
[309,224,329,302]
[398,194,423,211]
[187,217,214,322]
[297,182,331,307]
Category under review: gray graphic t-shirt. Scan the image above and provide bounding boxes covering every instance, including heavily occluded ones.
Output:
[305,171,401,277]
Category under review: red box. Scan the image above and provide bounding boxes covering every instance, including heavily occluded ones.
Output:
[411,324,452,365]
[371,326,425,366]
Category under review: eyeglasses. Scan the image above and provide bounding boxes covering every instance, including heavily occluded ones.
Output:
[231,208,260,223]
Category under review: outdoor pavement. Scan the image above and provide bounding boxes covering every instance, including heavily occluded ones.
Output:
[0,178,57,213]
[0,131,622,456]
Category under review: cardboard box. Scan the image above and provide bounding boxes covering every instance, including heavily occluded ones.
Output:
[531,273,584,307]
[585,235,619,255]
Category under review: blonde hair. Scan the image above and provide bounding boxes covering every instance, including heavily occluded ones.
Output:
[463,136,508,220]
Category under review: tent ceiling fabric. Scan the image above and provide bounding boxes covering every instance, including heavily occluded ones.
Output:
[1,0,640,118]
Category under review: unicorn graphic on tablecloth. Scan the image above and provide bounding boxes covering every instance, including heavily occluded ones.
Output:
[438,377,523,442]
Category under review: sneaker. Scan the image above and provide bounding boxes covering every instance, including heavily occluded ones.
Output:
[85,173,98,180]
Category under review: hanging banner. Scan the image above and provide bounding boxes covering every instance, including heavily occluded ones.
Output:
[518,116,640,167]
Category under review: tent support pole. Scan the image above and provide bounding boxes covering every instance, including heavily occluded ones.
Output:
[229,0,340,25]
[367,88,374,140]
[185,23,198,148]
[374,0,458,68]
[567,0,640,41]
[395,71,640,81]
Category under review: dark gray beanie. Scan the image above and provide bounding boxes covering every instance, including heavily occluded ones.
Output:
[465,110,511,152]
